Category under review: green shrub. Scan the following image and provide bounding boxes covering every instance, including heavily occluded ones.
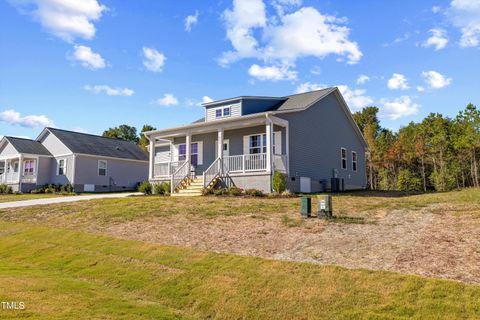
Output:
[138,181,152,195]
[272,172,286,193]
[213,188,228,196]
[227,187,243,196]
[397,169,423,192]
[161,182,171,194]
[245,188,264,197]
[0,184,13,194]
[153,182,171,195]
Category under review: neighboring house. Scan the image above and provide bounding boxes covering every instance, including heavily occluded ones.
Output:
[0,128,148,193]
[144,87,367,195]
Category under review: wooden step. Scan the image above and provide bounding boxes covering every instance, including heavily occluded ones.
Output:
[171,192,202,197]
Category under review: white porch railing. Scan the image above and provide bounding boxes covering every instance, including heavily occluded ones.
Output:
[171,161,193,193]
[21,174,38,183]
[0,172,20,183]
[203,157,222,188]
[154,161,185,178]
[224,153,268,173]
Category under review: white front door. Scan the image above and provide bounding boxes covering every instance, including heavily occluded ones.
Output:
[300,177,311,193]
[216,139,229,157]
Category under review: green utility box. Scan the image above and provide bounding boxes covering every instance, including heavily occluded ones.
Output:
[300,197,311,218]
[317,195,333,218]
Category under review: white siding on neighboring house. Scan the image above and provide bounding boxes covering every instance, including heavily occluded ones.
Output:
[206,103,241,121]
[0,142,19,157]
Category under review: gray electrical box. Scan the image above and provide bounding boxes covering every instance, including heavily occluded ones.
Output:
[317,195,333,218]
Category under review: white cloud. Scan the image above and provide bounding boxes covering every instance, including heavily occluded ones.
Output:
[220,1,362,74]
[185,10,199,32]
[383,33,410,47]
[417,86,425,92]
[202,96,214,104]
[380,96,419,120]
[70,45,106,69]
[421,70,452,89]
[356,74,370,85]
[0,109,54,128]
[432,6,441,13]
[387,73,409,90]
[156,94,178,106]
[337,85,373,110]
[295,82,326,93]
[248,64,297,81]
[84,85,134,96]
[10,0,106,43]
[142,47,166,72]
[449,0,480,47]
[423,28,448,50]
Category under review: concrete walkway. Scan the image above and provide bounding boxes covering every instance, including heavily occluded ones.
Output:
[0,192,142,209]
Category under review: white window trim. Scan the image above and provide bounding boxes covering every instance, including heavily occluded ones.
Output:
[341,147,347,170]
[175,141,203,165]
[23,159,36,176]
[57,158,66,176]
[351,151,357,172]
[98,160,108,176]
[246,133,267,154]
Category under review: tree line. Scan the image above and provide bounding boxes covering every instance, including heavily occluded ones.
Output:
[102,124,156,152]
[353,103,480,192]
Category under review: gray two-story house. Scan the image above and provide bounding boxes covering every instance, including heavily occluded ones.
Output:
[144,87,367,195]
[0,128,148,193]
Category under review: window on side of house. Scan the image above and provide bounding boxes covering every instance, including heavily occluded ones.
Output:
[215,109,222,118]
[341,148,347,170]
[352,151,357,172]
[98,160,107,176]
[57,159,66,175]
[24,160,35,175]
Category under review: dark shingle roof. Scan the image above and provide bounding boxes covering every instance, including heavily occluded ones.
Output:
[5,137,52,156]
[46,128,148,161]
[272,88,335,112]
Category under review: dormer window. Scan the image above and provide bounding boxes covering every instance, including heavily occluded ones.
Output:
[215,109,222,118]
[215,107,231,119]
[223,107,230,117]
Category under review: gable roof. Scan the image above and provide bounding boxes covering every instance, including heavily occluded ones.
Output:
[40,128,148,161]
[271,88,335,112]
[3,137,52,156]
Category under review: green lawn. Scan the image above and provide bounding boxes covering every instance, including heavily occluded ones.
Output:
[1,189,479,319]
[0,222,479,319]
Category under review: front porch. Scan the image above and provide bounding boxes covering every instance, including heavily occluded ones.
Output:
[0,156,39,187]
[147,114,289,193]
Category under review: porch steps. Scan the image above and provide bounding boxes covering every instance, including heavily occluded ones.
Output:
[171,177,204,197]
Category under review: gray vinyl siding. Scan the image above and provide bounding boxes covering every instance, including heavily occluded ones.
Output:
[277,92,366,191]
[205,101,241,121]
[241,98,283,115]
[38,131,71,155]
[36,157,53,185]
[73,155,148,189]
[49,155,75,185]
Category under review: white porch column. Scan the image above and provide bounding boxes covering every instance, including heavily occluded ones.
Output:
[185,133,191,165]
[148,137,155,180]
[217,129,224,161]
[285,123,290,176]
[18,155,23,191]
[266,119,273,173]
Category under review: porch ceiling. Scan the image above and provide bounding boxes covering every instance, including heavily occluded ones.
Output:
[147,113,288,140]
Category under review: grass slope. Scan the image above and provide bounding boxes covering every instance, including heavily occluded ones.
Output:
[0,222,479,319]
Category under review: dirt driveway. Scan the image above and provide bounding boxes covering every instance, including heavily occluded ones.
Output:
[92,203,480,285]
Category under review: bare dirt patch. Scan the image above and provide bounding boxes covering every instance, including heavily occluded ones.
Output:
[85,203,480,285]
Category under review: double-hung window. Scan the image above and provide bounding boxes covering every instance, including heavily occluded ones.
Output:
[352,151,357,172]
[215,109,222,118]
[57,159,66,175]
[178,142,200,166]
[223,107,230,117]
[24,160,35,175]
[249,134,267,154]
[341,148,347,170]
[98,160,107,176]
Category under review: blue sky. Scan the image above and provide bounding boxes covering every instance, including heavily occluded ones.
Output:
[1,0,479,139]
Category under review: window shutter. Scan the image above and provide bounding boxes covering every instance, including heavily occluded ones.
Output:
[64,158,68,175]
[243,136,250,155]
[172,144,179,161]
[197,141,203,165]
[274,131,282,155]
